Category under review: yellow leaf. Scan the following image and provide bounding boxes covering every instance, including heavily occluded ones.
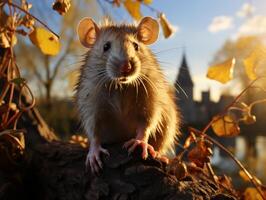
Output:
[244,187,265,200]
[159,13,175,39]
[243,47,266,80]
[29,27,60,56]
[211,115,240,137]
[207,58,235,84]
[124,0,142,21]
[143,0,153,4]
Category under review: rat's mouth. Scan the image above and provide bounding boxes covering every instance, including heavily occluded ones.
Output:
[115,67,137,83]
[107,62,140,84]
[116,76,132,84]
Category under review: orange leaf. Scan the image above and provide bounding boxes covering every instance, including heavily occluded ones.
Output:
[188,140,212,168]
[159,13,175,38]
[244,187,266,200]
[207,58,235,84]
[239,170,251,182]
[211,115,240,137]
[124,0,142,21]
[183,132,196,149]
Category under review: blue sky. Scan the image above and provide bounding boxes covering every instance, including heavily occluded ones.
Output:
[28,0,266,100]
[97,0,266,101]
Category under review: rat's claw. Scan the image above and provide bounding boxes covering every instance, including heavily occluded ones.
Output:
[99,147,110,157]
[85,146,109,174]
[123,139,136,149]
[123,139,156,160]
[156,154,169,164]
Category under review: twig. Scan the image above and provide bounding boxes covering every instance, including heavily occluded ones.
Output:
[201,77,265,134]
[206,162,218,184]
[249,99,266,111]
[7,2,59,38]
[189,127,266,200]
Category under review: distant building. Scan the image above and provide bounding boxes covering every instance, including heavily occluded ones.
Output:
[175,52,235,151]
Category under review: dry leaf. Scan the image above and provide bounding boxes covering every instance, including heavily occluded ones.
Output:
[211,115,240,137]
[183,132,196,149]
[29,27,60,56]
[242,114,256,125]
[171,161,187,180]
[124,0,142,21]
[113,0,121,7]
[69,134,88,148]
[244,187,265,200]
[243,47,266,80]
[0,33,10,48]
[11,77,26,85]
[188,140,213,168]
[0,131,25,171]
[207,58,235,84]
[219,175,234,190]
[21,15,35,29]
[52,0,71,15]
[159,13,175,38]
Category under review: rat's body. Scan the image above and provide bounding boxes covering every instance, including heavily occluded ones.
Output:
[76,17,180,173]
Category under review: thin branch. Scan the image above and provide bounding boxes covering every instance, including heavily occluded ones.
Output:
[7,2,59,38]
[201,77,265,134]
[33,67,45,85]
[250,99,266,111]
[189,127,266,200]
[51,37,73,81]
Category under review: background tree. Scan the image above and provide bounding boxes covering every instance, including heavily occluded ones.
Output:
[210,35,266,158]
[211,36,264,88]
[15,0,99,106]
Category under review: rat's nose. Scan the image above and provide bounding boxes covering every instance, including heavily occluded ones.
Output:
[120,60,133,76]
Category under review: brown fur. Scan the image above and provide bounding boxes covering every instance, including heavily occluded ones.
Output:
[76,20,180,156]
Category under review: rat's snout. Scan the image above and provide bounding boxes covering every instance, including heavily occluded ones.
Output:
[119,60,134,76]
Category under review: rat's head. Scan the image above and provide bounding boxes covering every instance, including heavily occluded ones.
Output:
[77,17,159,84]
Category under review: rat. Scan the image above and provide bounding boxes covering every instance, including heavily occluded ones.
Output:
[76,17,180,174]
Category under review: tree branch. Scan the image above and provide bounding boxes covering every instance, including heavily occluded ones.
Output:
[50,36,74,82]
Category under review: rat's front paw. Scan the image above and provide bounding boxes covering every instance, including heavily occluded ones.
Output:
[85,145,109,174]
[123,139,156,159]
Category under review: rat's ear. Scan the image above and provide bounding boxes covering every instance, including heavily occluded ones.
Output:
[77,18,99,48]
[137,17,159,45]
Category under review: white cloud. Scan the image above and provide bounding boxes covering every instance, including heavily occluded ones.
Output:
[208,16,234,33]
[237,3,255,18]
[238,15,266,36]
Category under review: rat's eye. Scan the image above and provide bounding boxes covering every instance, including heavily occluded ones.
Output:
[103,41,111,52]
[133,42,139,51]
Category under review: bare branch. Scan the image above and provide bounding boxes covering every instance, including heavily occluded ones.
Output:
[50,35,74,82]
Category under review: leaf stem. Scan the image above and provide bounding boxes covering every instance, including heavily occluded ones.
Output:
[7,2,59,38]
